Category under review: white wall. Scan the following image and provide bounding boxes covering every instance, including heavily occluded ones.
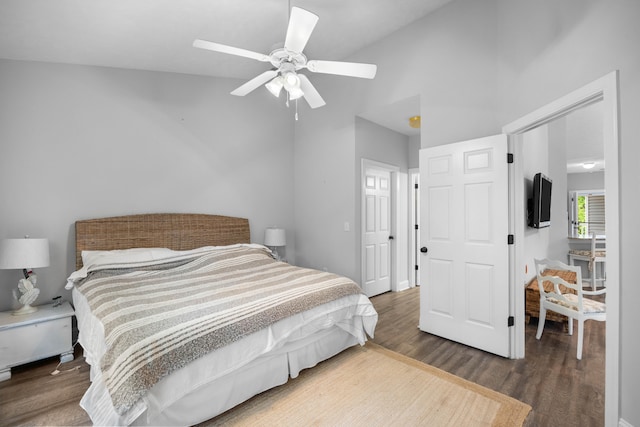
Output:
[521,118,572,282]
[547,118,570,263]
[522,125,550,283]
[0,59,294,312]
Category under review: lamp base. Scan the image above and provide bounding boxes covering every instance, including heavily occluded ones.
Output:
[12,304,38,316]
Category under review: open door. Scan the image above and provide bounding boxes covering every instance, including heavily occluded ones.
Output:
[419,134,510,357]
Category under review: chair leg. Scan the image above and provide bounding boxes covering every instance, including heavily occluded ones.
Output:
[568,317,573,335]
[536,307,546,340]
[577,319,584,360]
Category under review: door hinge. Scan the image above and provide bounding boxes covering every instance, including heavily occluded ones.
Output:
[415,265,419,271]
[415,224,419,230]
[508,234,514,245]
[507,153,514,163]
[508,316,515,327]
[415,183,419,189]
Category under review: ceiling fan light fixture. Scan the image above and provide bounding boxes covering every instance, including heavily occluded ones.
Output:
[409,115,421,129]
[265,76,284,97]
[288,86,304,100]
[282,72,301,91]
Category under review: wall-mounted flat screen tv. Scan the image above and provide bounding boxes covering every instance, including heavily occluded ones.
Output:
[528,172,552,228]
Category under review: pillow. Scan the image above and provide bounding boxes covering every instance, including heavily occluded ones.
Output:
[81,247,175,267]
[67,247,175,289]
[66,244,268,289]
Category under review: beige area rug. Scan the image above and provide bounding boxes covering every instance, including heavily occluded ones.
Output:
[206,342,531,426]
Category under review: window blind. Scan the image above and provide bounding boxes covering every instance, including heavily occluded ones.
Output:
[587,194,606,235]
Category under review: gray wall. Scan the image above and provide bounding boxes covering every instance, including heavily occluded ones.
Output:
[293,0,640,423]
[568,171,605,191]
[294,0,500,282]
[408,134,420,169]
[0,59,295,310]
[494,1,640,422]
[354,117,410,286]
[1,0,638,423]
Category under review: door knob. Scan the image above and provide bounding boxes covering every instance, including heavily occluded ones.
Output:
[420,246,428,253]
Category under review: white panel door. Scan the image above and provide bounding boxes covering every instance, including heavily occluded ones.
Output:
[363,167,392,297]
[419,135,510,357]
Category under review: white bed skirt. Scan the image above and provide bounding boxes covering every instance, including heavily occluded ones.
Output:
[135,327,359,426]
[72,287,377,426]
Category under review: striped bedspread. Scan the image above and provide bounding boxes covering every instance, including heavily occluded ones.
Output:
[74,245,365,415]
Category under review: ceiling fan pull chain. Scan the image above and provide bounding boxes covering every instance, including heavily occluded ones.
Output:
[286,91,290,108]
[295,99,299,121]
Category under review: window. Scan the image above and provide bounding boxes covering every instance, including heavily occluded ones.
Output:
[569,190,605,237]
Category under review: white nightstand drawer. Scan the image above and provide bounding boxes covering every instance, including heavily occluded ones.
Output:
[0,301,74,381]
[0,316,72,367]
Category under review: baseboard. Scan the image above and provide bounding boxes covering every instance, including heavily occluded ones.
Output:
[393,280,411,292]
[619,418,634,427]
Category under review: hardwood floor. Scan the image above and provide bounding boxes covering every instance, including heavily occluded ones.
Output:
[0,344,91,426]
[370,287,605,427]
[0,287,605,426]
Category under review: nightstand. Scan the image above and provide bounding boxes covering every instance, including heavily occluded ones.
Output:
[0,301,74,381]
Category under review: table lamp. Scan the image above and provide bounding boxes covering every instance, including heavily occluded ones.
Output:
[0,237,50,315]
[264,227,286,261]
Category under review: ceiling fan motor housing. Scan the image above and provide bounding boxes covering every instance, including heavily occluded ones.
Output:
[270,48,307,71]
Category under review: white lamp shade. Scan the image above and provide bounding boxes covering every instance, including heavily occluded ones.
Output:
[264,228,286,247]
[265,76,284,97]
[0,238,50,269]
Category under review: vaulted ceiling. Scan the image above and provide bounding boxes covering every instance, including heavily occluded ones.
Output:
[0,0,452,80]
[0,0,603,168]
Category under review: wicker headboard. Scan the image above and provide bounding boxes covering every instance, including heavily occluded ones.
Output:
[75,213,250,269]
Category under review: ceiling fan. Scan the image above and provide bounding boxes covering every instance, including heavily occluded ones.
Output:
[193,7,377,111]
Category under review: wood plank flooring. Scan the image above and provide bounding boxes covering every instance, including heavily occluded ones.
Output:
[370,287,605,427]
[0,287,604,426]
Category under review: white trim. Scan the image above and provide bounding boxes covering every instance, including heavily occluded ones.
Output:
[618,418,634,427]
[409,168,420,287]
[502,70,620,427]
[395,279,411,292]
[506,135,522,360]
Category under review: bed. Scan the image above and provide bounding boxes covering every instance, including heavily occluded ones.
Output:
[66,213,378,426]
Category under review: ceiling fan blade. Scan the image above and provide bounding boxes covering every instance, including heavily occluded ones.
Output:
[193,39,270,62]
[284,7,319,53]
[306,60,377,79]
[298,74,326,109]
[231,70,279,96]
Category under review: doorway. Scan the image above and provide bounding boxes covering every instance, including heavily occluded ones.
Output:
[503,71,619,425]
[356,97,421,296]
